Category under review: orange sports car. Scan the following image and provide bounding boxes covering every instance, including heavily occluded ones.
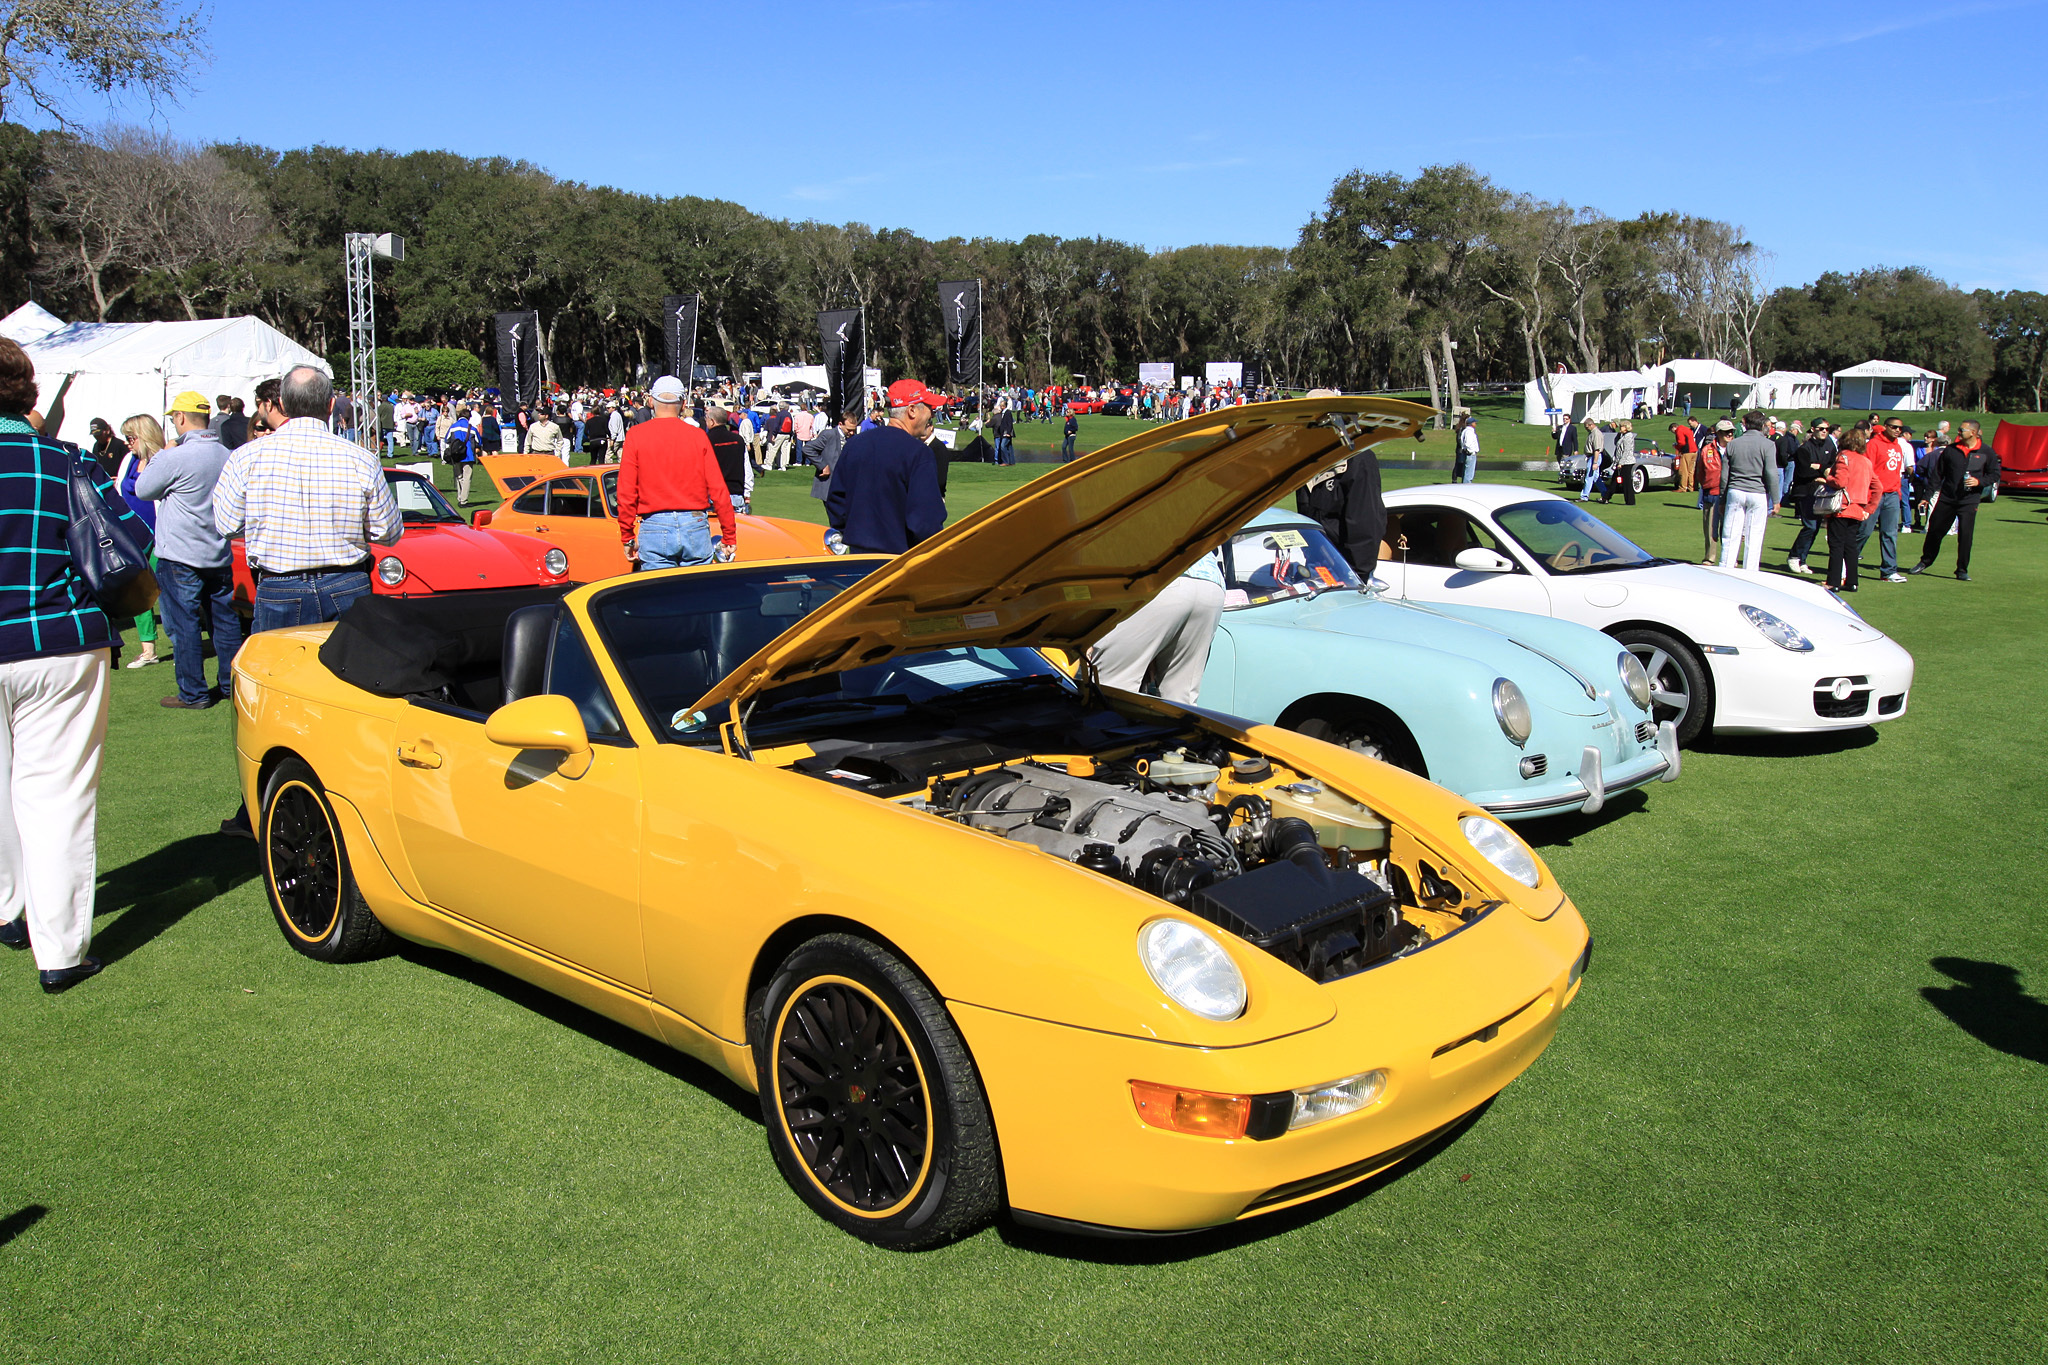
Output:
[475,456,832,581]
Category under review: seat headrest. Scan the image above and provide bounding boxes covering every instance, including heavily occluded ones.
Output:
[501,603,558,709]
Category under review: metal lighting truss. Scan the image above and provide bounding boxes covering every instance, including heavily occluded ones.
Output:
[344,232,404,451]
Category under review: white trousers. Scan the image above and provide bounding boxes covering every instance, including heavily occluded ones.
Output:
[1091,577,1225,706]
[1720,489,1771,572]
[0,649,110,971]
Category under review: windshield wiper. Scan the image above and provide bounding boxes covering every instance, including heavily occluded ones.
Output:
[950,673,1069,698]
[753,693,914,725]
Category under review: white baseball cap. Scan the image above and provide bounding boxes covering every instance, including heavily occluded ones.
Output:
[649,375,687,403]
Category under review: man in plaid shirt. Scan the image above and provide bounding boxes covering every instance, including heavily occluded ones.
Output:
[214,365,401,633]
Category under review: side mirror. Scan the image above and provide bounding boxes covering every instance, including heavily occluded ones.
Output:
[485,694,591,776]
[1454,548,1515,574]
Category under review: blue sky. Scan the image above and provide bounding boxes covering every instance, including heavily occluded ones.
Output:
[33,0,2048,290]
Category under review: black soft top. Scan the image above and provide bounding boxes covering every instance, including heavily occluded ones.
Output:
[318,585,571,699]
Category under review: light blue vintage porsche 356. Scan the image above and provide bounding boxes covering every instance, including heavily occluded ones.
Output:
[1198,508,1682,821]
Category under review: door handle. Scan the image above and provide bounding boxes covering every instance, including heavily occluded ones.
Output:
[396,739,443,770]
[533,523,548,533]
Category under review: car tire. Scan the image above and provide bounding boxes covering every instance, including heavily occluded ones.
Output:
[259,757,391,962]
[1611,628,1711,746]
[755,933,999,1249]
[1629,466,1647,495]
[1291,703,1427,777]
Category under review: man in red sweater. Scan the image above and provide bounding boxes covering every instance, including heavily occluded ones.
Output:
[1863,417,1909,581]
[617,374,735,571]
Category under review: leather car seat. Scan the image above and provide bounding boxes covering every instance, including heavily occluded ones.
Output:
[501,603,558,708]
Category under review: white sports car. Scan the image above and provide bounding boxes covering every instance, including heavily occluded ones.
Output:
[1375,485,1915,744]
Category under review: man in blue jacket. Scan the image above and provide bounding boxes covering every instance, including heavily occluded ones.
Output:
[825,379,947,555]
[139,391,242,709]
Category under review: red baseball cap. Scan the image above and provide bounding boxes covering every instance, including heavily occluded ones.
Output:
[886,378,942,409]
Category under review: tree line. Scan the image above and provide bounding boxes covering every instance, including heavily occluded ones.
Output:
[1,124,2041,411]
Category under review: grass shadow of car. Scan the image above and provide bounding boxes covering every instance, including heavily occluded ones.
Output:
[1696,727,1879,760]
[1515,788,1650,850]
[993,1100,1493,1264]
[1921,958,2048,1066]
[92,834,260,967]
[0,1204,49,1250]
[391,940,759,1123]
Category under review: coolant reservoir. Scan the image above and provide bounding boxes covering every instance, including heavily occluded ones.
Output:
[1267,782,1389,856]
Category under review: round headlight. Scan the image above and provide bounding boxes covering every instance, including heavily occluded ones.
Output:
[1459,814,1541,889]
[1739,604,1813,652]
[1491,677,1532,748]
[543,547,569,577]
[1619,650,1652,710]
[823,528,849,555]
[1138,919,1246,1022]
[375,555,406,587]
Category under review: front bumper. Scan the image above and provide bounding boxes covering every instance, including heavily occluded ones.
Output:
[1470,719,1677,820]
[1708,633,1915,734]
[955,896,1588,1234]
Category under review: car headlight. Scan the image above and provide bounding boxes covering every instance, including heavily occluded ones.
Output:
[1459,814,1541,888]
[1138,919,1246,1022]
[1491,677,1531,748]
[543,547,569,577]
[823,528,849,555]
[1619,650,1652,710]
[1740,604,1813,652]
[375,555,406,587]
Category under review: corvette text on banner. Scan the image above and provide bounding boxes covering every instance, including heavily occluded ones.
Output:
[939,280,980,382]
[819,308,864,423]
[663,294,699,386]
[493,311,541,406]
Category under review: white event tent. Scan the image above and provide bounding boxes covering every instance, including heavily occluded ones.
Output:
[0,301,64,345]
[1520,370,1650,425]
[1832,360,1945,411]
[1744,370,1829,409]
[1644,359,1754,414]
[22,316,329,446]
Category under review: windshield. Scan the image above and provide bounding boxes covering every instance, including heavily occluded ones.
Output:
[1494,499,1659,575]
[592,563,879,741]
[741,647,1070,741]
[386,472,463,524]
[1220,521,1361,609]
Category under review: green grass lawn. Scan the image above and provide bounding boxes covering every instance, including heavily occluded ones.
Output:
[4,449,2045,1361]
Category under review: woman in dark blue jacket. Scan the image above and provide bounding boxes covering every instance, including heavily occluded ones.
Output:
[0,338,153,992]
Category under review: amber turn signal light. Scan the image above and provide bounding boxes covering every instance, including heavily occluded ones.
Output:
[1129,1080,1251,1139]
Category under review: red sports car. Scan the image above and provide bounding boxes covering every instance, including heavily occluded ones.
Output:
[232,467,572,609]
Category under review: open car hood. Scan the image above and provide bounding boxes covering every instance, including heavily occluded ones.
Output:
[690,396,1431,716]
[479,455,574,501]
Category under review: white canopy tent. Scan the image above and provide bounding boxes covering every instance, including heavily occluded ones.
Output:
[22,317,329,445]
[1832,360,1945,411]
[0,301,64,345]
[1521,370,1651,425]
[1644,359,1755,415]
[1745,370,1829,410]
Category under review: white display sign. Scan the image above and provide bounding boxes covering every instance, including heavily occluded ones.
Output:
[1205,362,1243,387]
[1138,362,1175,387]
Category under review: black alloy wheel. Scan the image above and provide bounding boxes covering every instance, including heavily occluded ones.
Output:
[1611,628,1712,746]
[755,934,998,1248]
[260,757,391,962]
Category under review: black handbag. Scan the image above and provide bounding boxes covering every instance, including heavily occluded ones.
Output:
[64,448,158,619]
[1810,485,1846,517]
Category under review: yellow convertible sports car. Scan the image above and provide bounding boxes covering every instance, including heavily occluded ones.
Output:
[232,397,1591,1248]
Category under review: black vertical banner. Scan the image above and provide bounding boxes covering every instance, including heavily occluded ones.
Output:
[662,293,699,383]
[818,308,864,422]
[493,310,541,406]
[939,279,980,382]
[1241,360,1262,391]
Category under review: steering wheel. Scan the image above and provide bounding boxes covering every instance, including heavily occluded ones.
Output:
[1547,539,1589,571]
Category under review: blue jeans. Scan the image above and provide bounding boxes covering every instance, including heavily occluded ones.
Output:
[1581,460,1601,500]
[252,570,373,633]
[1457,451,1478,483]
[635,510,715,570]
[157,560,244,705]
[994,435,1013,465]
[1061,432,1076,461]
[573,420,585,453]
[1860,490,1902,575]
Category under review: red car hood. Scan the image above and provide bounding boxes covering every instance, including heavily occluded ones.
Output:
[381,523,560,594]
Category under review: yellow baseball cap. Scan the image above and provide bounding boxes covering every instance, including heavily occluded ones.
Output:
[168,391,212,415]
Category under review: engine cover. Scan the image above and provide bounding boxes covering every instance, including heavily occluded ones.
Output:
[934,764,1216,881]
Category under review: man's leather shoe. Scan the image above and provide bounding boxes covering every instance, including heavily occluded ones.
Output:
[1956,571,1972,581]
[160,696,213,709]
[0,916,27,950]
[39,957,102,994]
[1906,564,1929,575]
